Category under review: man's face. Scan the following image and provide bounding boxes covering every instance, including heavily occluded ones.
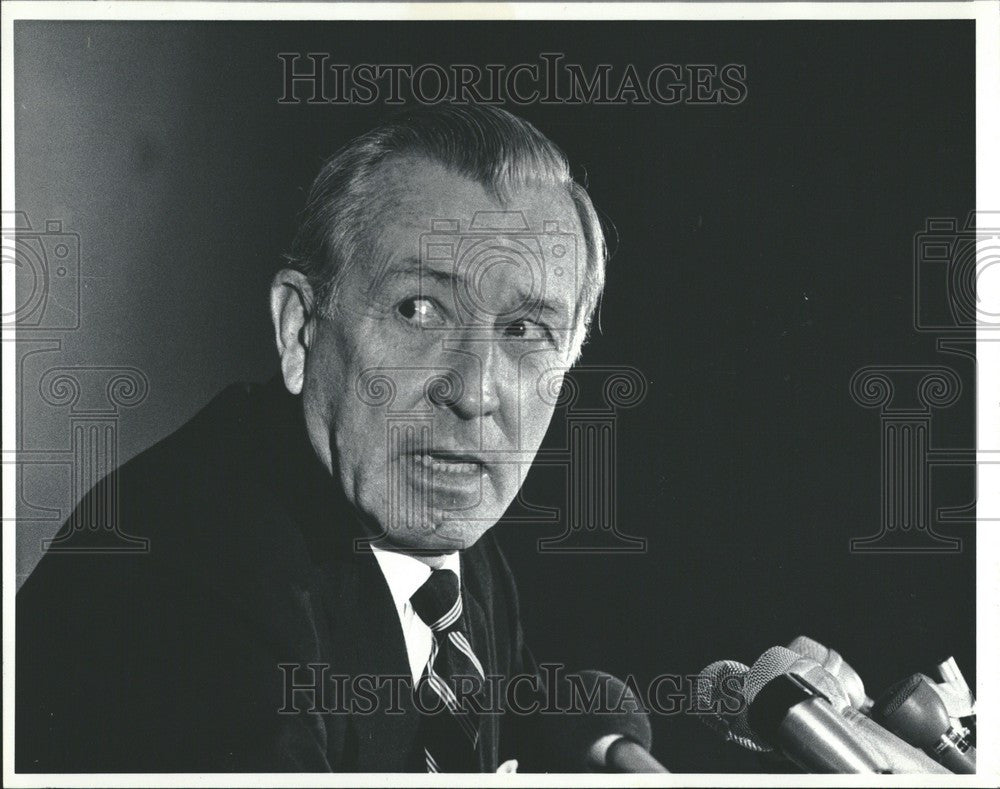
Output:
[300,155,584,553]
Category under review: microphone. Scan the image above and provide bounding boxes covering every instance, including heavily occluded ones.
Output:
[787,636,874,713]
[713,646,951,773]
[758,648,953,774]
[736,647,884,773]
[873,673,976,774]
[548,670,668,773]
[749,674,884,773]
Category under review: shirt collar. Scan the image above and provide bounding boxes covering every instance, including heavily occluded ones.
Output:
[371,545,461,617]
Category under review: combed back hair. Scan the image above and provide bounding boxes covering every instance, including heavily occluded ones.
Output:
[284,105,607,359]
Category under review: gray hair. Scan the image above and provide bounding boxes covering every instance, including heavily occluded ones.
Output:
[284,105,607,359]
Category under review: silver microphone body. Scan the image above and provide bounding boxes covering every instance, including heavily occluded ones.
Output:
[748,674,884,773]
[840,706,952,774]
[738,647,952,774]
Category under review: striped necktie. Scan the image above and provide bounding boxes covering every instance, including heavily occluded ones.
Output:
[410,568,486,773]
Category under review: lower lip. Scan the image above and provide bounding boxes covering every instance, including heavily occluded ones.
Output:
[404,454,487,493]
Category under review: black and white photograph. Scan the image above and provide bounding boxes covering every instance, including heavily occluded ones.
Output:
[3,1,998,782]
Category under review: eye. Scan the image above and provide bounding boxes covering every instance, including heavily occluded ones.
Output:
[502,319,555,345]
[397,297,446,328]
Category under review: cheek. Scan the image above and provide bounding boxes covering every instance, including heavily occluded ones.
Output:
[303,324,379,470]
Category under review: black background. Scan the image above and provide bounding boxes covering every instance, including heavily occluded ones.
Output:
[15,21,975,773]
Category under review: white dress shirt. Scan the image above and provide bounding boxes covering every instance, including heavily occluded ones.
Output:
[370,545,462,684]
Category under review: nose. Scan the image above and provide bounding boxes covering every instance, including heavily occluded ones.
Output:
[429,338,500,421]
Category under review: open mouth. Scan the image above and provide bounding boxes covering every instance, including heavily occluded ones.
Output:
[410,451,485,476]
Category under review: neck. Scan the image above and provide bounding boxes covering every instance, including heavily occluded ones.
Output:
[371,537,455,568]
[416,552,451,570]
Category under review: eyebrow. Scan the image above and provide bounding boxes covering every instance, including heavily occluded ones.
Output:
[380,256,572,321]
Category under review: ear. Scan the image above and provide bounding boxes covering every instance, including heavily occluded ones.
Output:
[270,269,317,395]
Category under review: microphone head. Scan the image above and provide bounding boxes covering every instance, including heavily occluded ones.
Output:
[699,647,854,758]
[734,646,803,745]
[736,646,851,741]
[873,673,952,750]
[787,636,869,711]
[548,670,652,770]
[695,660,770,752]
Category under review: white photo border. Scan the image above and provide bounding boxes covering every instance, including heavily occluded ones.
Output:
[2,2,997,786]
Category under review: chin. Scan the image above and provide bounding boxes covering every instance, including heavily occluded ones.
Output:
[387,518,494,554]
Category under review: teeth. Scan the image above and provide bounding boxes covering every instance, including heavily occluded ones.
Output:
[413,454,482,475]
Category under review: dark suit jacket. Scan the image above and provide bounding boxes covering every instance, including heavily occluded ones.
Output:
[17,379,546,772]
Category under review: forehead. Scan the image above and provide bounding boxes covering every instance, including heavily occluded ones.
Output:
[367,154,582,249]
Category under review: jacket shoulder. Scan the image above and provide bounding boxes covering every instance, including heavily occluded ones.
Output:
[31,381,277,556]
[15,381,333,771]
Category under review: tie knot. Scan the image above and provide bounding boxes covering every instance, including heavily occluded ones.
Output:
[411,569,462,632]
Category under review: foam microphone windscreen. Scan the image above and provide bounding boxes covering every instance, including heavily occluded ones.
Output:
[545,670,652,771]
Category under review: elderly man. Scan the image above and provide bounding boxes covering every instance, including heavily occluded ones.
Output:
[17,106,607,772]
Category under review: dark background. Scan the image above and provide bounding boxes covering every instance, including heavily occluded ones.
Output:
[15,21,975,772]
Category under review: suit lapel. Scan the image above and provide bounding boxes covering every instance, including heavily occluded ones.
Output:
[318,546,424,772]
[461,561,499,774]
[261,379,424,770]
